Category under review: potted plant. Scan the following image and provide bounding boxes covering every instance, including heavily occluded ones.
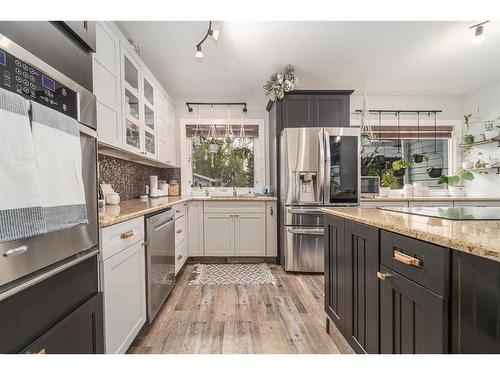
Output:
[412,152,428,164]
[379,170,399,197]
[438,170,474,197]
[392,158,413,177]
[463,113,480,144]
[461,142,474,170]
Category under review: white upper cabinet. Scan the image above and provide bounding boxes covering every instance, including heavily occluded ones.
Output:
[93,22,122,148]
[93,21,175,165]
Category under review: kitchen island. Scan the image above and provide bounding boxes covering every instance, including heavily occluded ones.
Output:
[322,206,500,354]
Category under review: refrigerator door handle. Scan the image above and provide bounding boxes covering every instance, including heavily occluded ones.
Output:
[324,129,331,205]
[318,128,324,205]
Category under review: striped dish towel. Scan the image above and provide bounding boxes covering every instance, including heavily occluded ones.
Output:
[31,101,88,233]
[0,88,46,242]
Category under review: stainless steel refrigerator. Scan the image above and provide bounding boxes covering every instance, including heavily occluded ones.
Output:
[280,127,360,272]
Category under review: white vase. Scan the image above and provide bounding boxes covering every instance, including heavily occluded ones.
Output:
[462,160,474,170]
[448,186,465,197]
[485,130,500,140]
[379,187,390,197]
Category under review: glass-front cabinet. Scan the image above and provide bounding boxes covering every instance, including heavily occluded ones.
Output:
[121,45,157,159]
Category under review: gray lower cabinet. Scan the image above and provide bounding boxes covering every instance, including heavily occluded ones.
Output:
[452,252,500,353]
[379,265,448,354]
[324,215,379,354]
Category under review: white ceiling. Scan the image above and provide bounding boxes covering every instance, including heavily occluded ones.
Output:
[116,21,500,97]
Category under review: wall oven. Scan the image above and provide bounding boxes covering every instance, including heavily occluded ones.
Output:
[0,32,98,299]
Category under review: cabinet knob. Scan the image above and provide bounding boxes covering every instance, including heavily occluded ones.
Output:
[377,272,393,280]
[270,207,274,215]
[142,240,148,247]
[177,255,182,260]
[176,229,182,234]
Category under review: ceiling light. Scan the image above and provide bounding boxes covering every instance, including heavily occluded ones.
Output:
[195,45,203,60]
[470,21,489,44]
[208,28,219,41]
[194,21,221,61]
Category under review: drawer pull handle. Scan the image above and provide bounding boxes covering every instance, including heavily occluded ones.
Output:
[120,230,134,239]
[176,210,182,213]
[177,255,183,260]
[176,229,182,234]
[377,272,393,280]
[393,250,421,267]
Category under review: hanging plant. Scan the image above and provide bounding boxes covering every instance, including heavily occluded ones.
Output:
[263,64,299,102]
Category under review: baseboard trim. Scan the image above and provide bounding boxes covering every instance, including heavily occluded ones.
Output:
[326,316,355,354]
[187,256,279,264]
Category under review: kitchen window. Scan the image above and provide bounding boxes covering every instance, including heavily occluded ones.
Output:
[362,136,451,189]
[182,122,263,191]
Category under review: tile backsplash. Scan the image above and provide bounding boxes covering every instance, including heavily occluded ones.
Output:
[98,154,181,200]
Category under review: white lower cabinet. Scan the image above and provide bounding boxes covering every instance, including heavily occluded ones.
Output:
[204,202,267,257]
[204,213,235,256]
[174,203,188,274]
[234,213,266,256]
[101,239,146,354]
[187,201,204,256]
[266,202,277,257]
[100,216,146,354]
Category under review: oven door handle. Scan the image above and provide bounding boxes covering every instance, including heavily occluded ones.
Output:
[287,228,324,236]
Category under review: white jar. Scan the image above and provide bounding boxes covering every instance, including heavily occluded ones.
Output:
[462,160,474,170]
[105,193,120,205]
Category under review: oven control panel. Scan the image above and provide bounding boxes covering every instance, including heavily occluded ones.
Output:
[0,48,77,119]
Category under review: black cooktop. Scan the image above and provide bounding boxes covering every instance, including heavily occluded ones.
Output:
[378,206,500,221]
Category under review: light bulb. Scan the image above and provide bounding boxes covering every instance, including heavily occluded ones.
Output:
[472,25,485,44]
[209,29,219,41]
[195,45,203,60]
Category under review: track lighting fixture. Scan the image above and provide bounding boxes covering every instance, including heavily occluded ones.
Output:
[195,45,203,60]
[195,21,220,61]
[470,21,489,44]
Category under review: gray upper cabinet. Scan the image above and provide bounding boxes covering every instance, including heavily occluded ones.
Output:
[279,90,353,130]
[283,95,315,128]
[315,95,350,127]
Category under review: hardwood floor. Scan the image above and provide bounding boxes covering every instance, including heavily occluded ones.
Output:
[127,264,340,354]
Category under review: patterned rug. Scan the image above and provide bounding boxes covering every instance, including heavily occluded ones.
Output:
[189,263,277,285]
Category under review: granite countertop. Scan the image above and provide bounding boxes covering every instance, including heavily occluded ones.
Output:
[361,196,500,202]
[322,207,500,263]
[99,195,277,228]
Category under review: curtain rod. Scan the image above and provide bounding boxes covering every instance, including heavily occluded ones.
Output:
[186,102,248,112]
[354,109,442,114]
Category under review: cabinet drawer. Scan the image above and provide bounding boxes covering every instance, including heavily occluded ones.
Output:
[381,230,449,296]
[175,240,187,275]
[101,217,144,261]
[22,293,103,354]
[174,203,186,220]
[175,215,186,247]
[204,201,265,214]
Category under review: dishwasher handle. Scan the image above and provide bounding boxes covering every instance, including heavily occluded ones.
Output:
[153,218,174,232]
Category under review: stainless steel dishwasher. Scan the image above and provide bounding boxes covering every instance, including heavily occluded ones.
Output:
[145,208,175,323]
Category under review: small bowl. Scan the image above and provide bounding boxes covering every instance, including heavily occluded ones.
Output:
[105,193,121,205]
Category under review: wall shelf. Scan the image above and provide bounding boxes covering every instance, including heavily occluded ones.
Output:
[459,136,500,148]
[466,166,500,174]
